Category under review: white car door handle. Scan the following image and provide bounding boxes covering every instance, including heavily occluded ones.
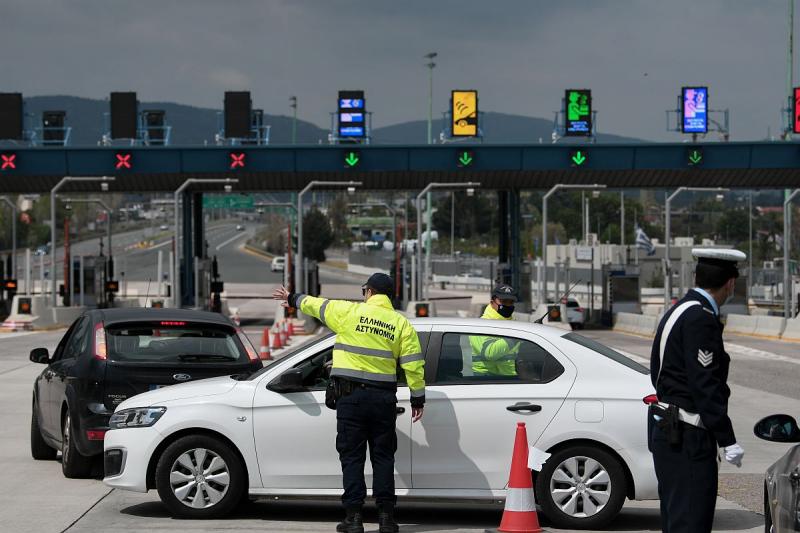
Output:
[506,403,542,413]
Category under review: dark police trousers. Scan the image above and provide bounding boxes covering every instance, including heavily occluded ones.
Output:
[335,385,398,510]
[648,414,719,533]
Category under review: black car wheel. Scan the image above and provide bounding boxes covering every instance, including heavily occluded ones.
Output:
[30,400,56,460]
[535,445,627,529]
[155,434,246,519]
[61,410,93,478]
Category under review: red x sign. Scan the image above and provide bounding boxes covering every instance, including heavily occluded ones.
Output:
[230,152,245,169]
[1,154,16,170]
[115,153,132,169]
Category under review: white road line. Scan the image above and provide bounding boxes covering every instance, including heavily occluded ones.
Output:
[216,232,248,251]
[726,343,800,366]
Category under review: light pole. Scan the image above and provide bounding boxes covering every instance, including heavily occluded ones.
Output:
[61,198,113,260]
[50,176,115,306]
[296,181,361,294]
[425,52,437,145]
[290,96,298,145]
[174,178,238,308]
[415,182,479,300]
[541,184,606,304]
[0,197,17,279]
[664,187,728,308]
[784,189,800,318]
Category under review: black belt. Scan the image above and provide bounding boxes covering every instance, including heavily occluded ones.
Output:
[337,378,390,394]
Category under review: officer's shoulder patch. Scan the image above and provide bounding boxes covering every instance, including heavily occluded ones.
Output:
[697,349,714,367]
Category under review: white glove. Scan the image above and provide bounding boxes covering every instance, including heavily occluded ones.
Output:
[723,443,744,467]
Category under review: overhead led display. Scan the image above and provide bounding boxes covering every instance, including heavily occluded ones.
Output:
[338,90,366,138]
[564,89,592,136]
[681,86,708,134]
[451,90,478,137]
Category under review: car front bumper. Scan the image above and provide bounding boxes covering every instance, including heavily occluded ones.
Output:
[103,426,163,493]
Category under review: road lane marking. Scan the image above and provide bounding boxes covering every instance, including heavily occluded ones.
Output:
[216,232,248,251]
[726,343,800,366]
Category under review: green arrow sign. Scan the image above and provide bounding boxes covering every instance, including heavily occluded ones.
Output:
[344,151,360,168]
[458,151,473,166]
[688,149,702,165]
[202,195,254,210]
[571,150,587,166]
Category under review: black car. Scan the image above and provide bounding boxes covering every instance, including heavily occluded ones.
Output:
[755,414,800,533]
[30,308,262,478]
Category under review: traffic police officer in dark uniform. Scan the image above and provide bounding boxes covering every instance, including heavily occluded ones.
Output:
[649,248,745,533]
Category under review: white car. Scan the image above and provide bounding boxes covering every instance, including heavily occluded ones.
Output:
[103,319,657,528]
[270,256,285,272]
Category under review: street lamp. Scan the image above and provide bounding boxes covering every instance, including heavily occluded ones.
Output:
[50,176,116,306]
[173,178,238,308]
[415,182,480,300]
[296,181,362,294]
[425,52,437,145]
[784,189,800,318]
[0,197,17,279]
[289,96,298,145]
[541,184,606,304]
[664,187,728,308]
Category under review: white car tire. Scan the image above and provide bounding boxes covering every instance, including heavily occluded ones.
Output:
[535,445,627,529]
[155,434,246,519]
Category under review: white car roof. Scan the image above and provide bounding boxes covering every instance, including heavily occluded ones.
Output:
[409,317,569,340]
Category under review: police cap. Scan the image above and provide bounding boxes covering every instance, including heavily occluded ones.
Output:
[365,273,394,296]
[692,248,746,279]
[491,284,518,302]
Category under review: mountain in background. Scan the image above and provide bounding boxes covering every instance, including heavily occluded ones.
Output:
[22,96,646,146]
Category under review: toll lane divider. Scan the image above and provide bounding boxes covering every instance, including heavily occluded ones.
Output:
[613,312,658,337]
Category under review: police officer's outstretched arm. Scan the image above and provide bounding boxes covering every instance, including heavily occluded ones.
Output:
[398,321,425,422]
[681,309,736,448]
[272,285,353,333]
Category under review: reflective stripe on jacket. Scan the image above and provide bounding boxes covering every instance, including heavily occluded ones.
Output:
[471,304,518,376]
[298,293,425,401]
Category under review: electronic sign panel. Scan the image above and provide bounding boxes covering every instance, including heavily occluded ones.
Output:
[681,86,708,134]
[451,90,478,137]
[338,91,366,138]
[564,89,592,136]
[793,87,800,134]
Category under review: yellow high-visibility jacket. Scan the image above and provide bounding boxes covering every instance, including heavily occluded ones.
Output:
[470,304,519,376]
[297,293,425,404]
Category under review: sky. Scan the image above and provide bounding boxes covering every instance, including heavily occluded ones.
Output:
[0,0,794,141]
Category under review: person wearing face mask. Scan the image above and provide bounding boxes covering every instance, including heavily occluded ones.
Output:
[470,284,520,376]
[648,248,745,533]
[273,273,424,533]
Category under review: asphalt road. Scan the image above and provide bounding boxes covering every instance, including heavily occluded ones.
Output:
[1,324,790,532]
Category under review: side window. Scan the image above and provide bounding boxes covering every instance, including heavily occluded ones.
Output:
[435,332,564,384]
[62,318,90,360]
[291,347,333,390]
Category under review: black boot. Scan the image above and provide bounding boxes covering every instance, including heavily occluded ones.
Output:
[378,506,399,533]
[336,508,364,533]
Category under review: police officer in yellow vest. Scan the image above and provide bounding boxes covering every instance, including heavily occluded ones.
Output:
[273,273,424,533]
[471,284,520,376]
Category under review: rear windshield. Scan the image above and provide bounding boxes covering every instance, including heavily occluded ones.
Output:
[561,332,649,374]
[106,322,247,363]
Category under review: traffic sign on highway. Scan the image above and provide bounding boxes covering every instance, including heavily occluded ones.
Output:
[202,195,254,209]
[344,150,361,168]
[687,147,704,166]
[456,149,474,168]
[569,149,588,167]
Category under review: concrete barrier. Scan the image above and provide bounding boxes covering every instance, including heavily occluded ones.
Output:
[753,316,786,338]
[724,313,758,336]
[781,318,800,341]
[613,312,640,335]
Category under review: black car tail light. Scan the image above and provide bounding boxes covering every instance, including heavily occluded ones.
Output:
[104,449,125,477]
[94,322,107,360]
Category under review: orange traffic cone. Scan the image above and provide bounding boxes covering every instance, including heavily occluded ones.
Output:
[259,328,271,360]
[497,422,542,533]
[272,326,283,350]
[287,320,295,337]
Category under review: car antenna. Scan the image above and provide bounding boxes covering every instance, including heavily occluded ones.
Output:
[534,279,581,324]
[144,278,152,308]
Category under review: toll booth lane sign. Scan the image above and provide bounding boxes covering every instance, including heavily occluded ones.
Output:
[229,152,246,169]
[344,150,360,168]
[569,149,588,167]
[451,90,478,137]
[1,153,17,170]
[686,147,704,166]
[457,149,475,168]
[115,152,132,170]
[681,86,708,134]
[564,89,592,136]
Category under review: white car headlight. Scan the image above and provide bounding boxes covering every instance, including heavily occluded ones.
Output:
[109,407,167,429]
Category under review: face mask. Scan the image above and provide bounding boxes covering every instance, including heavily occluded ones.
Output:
[497,305,515,318]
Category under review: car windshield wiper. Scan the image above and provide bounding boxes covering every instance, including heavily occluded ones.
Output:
[176,353,236,361]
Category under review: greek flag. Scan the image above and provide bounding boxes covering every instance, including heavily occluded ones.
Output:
[636,226,656,256]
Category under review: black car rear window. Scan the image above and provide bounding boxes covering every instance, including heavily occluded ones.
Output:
[561,332,649,374]
[105,322,246,363]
